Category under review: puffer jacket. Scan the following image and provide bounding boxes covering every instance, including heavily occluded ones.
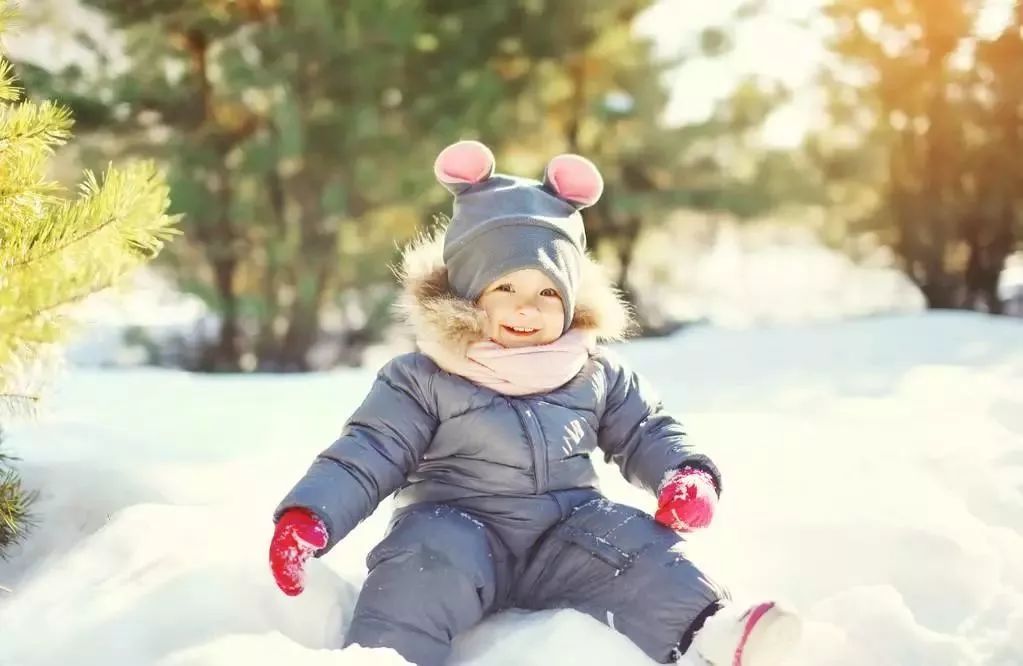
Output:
[274,229,721,553]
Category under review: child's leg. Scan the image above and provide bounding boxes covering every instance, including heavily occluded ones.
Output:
[344,503,508,666]
[512,497,729,664]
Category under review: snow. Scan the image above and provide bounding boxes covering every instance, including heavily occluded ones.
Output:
[627,220,925,330]
[2,312,1023,665]
[65,268,215,368]
[999,253,1023,304]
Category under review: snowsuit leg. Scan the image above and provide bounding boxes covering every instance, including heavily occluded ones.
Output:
[513,497,730,664]
[343,503,508,666]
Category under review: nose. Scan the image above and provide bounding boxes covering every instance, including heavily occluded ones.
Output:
[513,294,540,317]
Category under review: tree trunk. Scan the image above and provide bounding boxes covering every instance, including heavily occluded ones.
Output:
[253,171,292,365]
[184,28,244,372]
[964,209,1012,314]
[202,255,243,371]
[261,243,331,371]
[614,214,642,303]
[275,292,323,372]
[919,280,961,310]
[918,33,962,311]
[271,310,318,371]
[200,166,243,371]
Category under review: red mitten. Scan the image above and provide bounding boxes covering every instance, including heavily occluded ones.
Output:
[269,508,329,596]
[655,467,718,532]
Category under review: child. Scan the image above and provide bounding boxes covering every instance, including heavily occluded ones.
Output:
[268,141,802,666]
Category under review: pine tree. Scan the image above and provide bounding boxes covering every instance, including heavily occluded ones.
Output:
[0,426,35,561]
[0,3,179,558]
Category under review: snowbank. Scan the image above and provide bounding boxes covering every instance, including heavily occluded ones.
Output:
[1,313,1022,665]
[628,220,925,329]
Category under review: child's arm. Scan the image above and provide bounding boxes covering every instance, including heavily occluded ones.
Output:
[594,348,722,499]
[272,353,439,555]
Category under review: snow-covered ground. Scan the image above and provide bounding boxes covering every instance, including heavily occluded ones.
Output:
[627,220,925,329]
[65,268,214,368]
[2,312,1022,665]
[1000,253,1023,317]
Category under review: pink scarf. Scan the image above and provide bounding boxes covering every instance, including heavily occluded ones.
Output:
[418,329,596,396]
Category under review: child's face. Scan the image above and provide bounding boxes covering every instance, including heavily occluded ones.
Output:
[477,269,565,347]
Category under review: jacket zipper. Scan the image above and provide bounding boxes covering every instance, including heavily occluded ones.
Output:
[513,401,548,494]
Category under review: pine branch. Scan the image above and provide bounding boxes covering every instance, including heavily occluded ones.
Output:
[0,100,73,153]
[0,4,18,38]
[0,314,65,376]
[0,393,40,420]
[0,161,180,373]
[0,340,52,415]
[1,162,179,271]
[1,273,119,327]
[0,59,20,102]
[0,151,61,202]
[0,442,37,559]
[0,272,111,375]
[6,213,118,269]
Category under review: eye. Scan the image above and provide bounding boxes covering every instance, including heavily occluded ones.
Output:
[494,283,513,293]
[540,288,561,299]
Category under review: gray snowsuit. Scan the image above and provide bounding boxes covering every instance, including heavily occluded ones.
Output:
[274,232,729,665]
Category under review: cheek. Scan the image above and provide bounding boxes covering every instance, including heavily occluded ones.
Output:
[479,299,506,327]
[542,301,566,331]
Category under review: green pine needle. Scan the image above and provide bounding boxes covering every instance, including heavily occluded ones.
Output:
[0,440,37,559]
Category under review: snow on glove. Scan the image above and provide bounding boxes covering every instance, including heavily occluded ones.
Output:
[654,467,718,532]
[269,508,329,596]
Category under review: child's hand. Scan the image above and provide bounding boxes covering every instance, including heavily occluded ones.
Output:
[269,508,329,596]
[654,467,717,532]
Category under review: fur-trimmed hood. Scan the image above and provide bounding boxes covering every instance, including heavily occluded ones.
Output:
[394,226,634,354]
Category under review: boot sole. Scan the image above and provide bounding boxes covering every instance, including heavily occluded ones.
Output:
[734,602,803,666]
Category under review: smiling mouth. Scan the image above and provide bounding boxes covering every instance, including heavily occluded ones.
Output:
[501,325,540,337]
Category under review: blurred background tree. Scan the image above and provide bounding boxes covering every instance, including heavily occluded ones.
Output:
[816,0,1021,312]
[58,0,527,371]
[46,0,592,370]
[14,0,798,369]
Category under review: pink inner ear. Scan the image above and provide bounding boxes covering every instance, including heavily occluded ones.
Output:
[546,154,603,206]
[434,141,495,185]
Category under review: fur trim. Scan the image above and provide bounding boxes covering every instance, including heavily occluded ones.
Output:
[394,225,634,353]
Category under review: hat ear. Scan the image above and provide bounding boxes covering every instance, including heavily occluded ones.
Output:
[434,140,496,195]
[542,154,603,209]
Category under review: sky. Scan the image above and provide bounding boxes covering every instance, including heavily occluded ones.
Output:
[635,0,829,147]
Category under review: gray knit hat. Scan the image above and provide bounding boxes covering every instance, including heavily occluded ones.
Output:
[434,140,604,333]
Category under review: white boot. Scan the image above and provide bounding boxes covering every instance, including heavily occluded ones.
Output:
[687,601,802,666]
